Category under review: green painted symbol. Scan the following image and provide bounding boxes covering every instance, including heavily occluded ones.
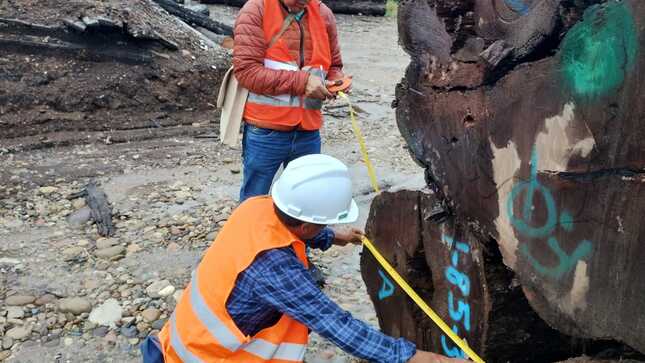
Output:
[560,1,638,99]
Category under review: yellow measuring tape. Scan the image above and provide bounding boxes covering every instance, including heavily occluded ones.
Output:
[338,91,380,193]
[337,91,485,363]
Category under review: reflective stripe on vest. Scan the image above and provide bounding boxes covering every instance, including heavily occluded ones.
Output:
[169,313,203,363]
[189,272,242,351]
[242,339,306,361]
[247,59,327,110]
[170,272,307,361]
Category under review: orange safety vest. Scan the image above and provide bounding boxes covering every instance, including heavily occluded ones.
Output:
[158,196,310,362]
[243,0,332,131]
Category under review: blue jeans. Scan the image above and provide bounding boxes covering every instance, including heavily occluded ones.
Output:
[140,336,163,363]
[240,124,321,202]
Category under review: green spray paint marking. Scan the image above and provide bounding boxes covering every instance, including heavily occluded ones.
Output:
[560,1,638,99]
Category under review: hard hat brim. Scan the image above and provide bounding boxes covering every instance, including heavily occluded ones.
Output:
[272,193,360,225]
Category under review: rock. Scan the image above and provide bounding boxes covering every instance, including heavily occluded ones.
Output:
[136,321,150,334]
[43,338,60,347]
[35,294,57,306]
[158,285,176,297]
[229,166,241,174]
[67,207,92,227]
[120,325,138,338]
[175,190,192,200]
[146,280,172,298]
[126,243,141,254]
[0,351,11,361]
[64,337,74,346]
[166,242,180,252]
[94,245,125,259]
[206,231,217,242]
[93,326,109,337]
[141,308,160,323]
[1,337,13,350]
[0,258,20,265]
[62,246,84,260]
[104,330,118,345]
[172,289,184,302]
[89,298,122,327]
[96,238,118,250]
[58,297,92,315]
[151,319,166,330]
[6,306,24,319]
[38,186,58,195]
[72,198,86,209]
[6,326,31,341]
[5,295,36,306]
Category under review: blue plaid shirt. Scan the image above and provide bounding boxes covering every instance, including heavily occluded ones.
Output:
[226,228,416,363]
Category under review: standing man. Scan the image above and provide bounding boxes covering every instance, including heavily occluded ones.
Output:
[233,0,342,201]
[143,154,469,363]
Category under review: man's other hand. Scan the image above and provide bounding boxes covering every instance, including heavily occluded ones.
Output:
[332,227,364,246]
[305,74,333,100]
[409,350,471,363]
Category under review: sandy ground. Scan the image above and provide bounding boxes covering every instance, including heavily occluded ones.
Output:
[0,5,424,363]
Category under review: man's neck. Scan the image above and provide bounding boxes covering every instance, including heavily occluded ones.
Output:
[279,0,306,18]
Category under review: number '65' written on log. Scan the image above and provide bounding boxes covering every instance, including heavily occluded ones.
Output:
[440,235,472,359]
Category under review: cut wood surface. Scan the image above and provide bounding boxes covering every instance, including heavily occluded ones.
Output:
[361,191,613,362]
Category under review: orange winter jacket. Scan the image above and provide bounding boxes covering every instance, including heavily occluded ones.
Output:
[158,196,310,362]
[233,0,344,130]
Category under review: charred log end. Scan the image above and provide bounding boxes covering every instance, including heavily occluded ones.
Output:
[361,189,645,362]
[360,190,436,347]
[84,182,115,237]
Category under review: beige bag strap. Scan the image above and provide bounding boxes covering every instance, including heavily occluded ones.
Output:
[268,13,297,49]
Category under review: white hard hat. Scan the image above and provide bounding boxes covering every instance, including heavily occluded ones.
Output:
[271,154,359,225]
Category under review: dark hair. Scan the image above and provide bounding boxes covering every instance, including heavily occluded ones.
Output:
[273,204,305,227]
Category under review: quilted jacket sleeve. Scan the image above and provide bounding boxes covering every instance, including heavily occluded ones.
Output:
[232,0,310,96]
[320,4,344,81]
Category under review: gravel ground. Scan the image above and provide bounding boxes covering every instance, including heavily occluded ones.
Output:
[0,5,424,362]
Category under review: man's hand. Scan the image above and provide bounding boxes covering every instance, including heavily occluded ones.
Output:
[332,227,363,246]
[408,350,471,363]
[305,74,333,100]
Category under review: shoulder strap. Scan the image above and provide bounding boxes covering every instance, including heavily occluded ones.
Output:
[268,13,296,49]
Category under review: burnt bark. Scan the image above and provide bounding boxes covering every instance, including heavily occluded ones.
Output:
[152,0,233,35]
[70,182,115,237]
[362,0,645,360]
[0,0,230,150]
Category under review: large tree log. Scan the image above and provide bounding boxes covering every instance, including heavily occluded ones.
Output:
[361,0,645,359]
[199,0,387,16]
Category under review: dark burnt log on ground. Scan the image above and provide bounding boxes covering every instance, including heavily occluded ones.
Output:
[199,0,387,16]
[0,0,231,151]
[152,0,233,35]
[69,182,115,237]
[360,191,636,362]
[361,0,645,360]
